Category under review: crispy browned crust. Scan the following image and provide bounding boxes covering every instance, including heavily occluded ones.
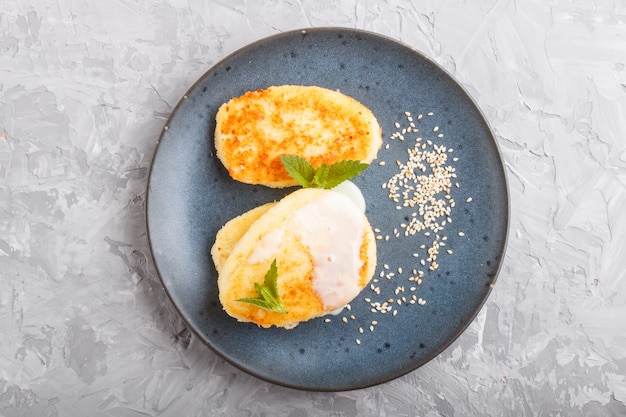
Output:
[215,85,382,188]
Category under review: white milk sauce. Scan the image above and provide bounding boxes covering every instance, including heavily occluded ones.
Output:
[290,190,365,309]
[247,228,283,264]
[247,181,366,310]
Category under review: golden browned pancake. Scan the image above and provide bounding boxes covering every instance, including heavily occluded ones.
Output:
[214,85,382,188]
[211,202,276,273]
[215,188,377,329]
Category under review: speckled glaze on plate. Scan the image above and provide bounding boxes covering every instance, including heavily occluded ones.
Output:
[146,28,509,391]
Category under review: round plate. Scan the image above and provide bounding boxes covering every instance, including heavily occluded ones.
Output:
[146,28,508,391]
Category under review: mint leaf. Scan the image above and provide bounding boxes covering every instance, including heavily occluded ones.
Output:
[281,155,369,189]
[280,155,315,188]
[312,163,330,188]
[320,160,369,189]
[236,259,287,313]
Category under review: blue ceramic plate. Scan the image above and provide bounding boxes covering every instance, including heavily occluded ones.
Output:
[146,28,508,391]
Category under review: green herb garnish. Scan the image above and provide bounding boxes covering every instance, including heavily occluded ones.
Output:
[280,155,369,189]
[236,259,287,313]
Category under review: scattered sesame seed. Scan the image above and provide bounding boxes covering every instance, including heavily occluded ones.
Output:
[361,110,461,343]
[356,339,361,345]
[466,197,473,203]
[458,232,465,237]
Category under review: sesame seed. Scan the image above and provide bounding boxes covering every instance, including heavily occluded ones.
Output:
[458,232,465,237]
[466,197,473,202]
[356,339,361,345]
[374,111,461,331]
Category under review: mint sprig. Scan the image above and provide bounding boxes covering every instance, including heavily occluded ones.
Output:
[280,155,369,189]
[236,259,287,313]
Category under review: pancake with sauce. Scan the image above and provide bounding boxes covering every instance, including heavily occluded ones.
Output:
[214,188,377,329]
[214,85,382,188]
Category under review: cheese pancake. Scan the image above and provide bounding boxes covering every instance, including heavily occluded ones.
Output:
[214,85,382,188]
[215,188,377,329]
[211,202,276,273]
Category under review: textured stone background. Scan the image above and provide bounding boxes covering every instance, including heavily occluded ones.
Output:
[1,1,625,416]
